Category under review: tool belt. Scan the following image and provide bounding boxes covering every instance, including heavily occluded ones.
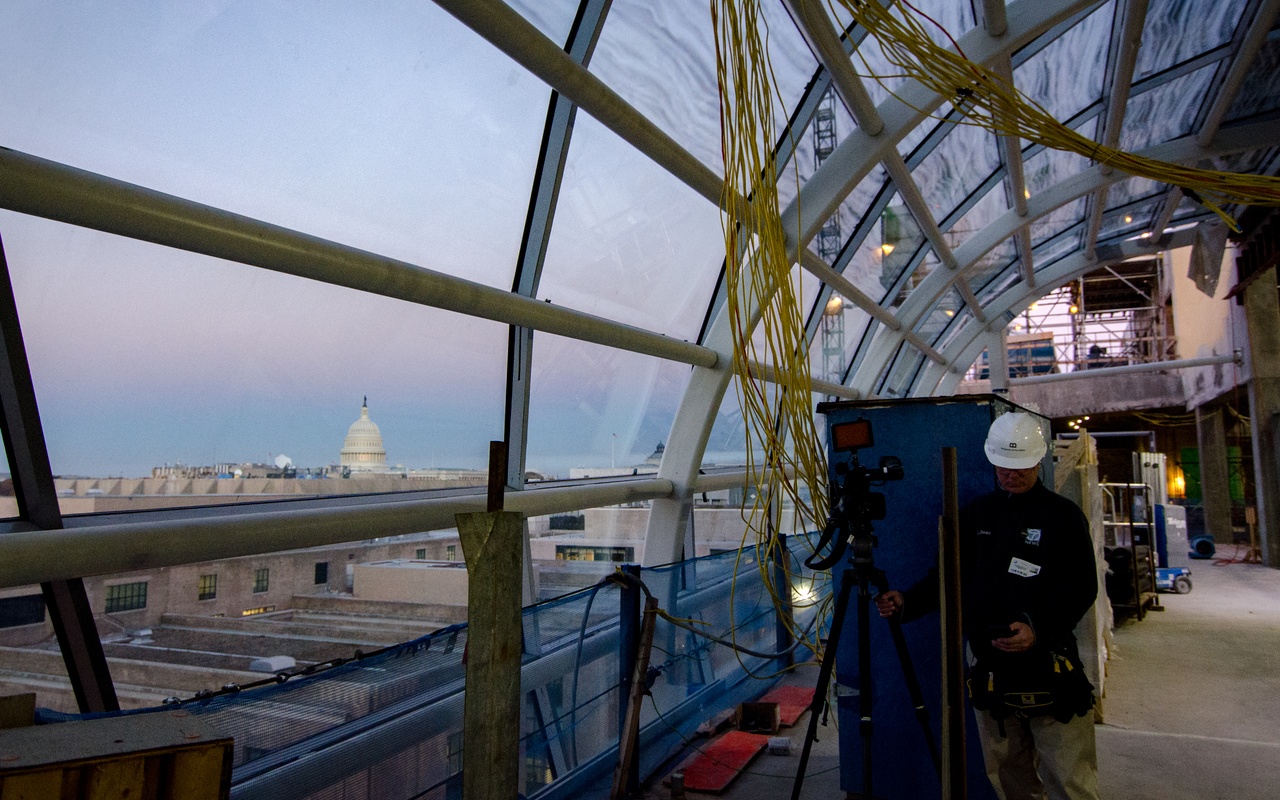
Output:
[968,648,1094,724]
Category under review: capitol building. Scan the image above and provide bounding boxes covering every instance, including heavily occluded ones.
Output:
[339,397,391,475]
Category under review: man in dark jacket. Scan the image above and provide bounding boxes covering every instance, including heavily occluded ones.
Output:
[875,412,1100,800]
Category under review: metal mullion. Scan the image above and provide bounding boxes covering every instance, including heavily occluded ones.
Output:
[505,0,612,496]
[1197,0,1280,145]
[1085,0,1149,259]
[0,236,118,713]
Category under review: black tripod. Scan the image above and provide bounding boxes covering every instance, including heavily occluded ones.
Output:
[790,521,941,800]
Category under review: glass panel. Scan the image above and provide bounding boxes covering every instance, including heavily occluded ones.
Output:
[779,89,862,215]
[848,2,977,109]
[913,287,964,343]
[947,176,1010,252]
[8,214,506,497]
[1121,65,1218,152]
[936,305,972,351]
[0,1,550,291]
[526,334,689,480]
[967,238,1020,295]
[811,299,872,387]
[537,116,724,340]
[1030,198,1087,247]
[880,344,924,399]
[911,120,1001,226]
[977,265,1022,304]
[876,199,929,303]
[1225,34,1280,125]
[590,0,816,176]
[507,0,580,44]
[704,375,752,468]
[1022,118,1097,199]
[1033,223,1086,270]
[1098,200,1162,243]
[1106,175,1164,210]
[1133,0,1250,81]
[1014,1,1113,123]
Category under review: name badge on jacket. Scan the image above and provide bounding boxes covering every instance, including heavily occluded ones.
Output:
[1008,557,1041,577]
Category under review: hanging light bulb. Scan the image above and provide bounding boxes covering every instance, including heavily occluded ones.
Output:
[880,243,896,255]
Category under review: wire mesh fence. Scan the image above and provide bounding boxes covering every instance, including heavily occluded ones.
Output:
[37,535,828,800]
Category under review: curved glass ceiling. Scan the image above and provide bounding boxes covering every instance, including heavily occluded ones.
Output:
[0,0,1276,500]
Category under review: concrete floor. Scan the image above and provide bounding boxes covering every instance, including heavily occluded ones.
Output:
[651,546,1280,799]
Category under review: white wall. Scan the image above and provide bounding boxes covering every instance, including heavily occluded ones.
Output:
[1168,245,1250,408]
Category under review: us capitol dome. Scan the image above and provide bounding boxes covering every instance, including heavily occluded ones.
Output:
[340,397,390,474]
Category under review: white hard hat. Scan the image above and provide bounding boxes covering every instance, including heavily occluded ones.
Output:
[984,412,1047,469]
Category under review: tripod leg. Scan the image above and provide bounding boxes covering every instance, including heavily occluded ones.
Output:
[790,567,855,800]
[872,569,942,777]
[857,577,874,800]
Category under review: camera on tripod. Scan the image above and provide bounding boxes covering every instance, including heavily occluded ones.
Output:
[805,418,904,570]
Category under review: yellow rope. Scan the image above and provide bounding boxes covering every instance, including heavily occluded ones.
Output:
[713,0,832,662]
[836,0,1280,231]
[711,0,1280,665]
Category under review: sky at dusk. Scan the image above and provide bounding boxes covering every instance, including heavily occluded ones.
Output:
[0,1,751,479]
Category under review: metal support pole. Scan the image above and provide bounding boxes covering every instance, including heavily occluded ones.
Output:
[618,563,642,796]
[773,533,795,671]
[940,448,967,800]
[0,236,118,713]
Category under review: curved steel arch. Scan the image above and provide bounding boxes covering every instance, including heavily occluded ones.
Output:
[915,228,1201,397]
[849,119,1280,397]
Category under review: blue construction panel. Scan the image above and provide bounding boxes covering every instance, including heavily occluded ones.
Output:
[816,395,1049,800]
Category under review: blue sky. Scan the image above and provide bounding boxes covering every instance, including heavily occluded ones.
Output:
[0,1,729,478]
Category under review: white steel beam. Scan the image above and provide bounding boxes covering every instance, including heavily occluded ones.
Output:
[1009,354,1239,385]
[0,478,675,589]
[982,0,1010,37]
[0,148,717,370]
[1084,0,1149,256]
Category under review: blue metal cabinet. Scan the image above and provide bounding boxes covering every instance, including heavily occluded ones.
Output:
[814,395,1049,800]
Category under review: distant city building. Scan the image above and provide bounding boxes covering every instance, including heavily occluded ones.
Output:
[340,397,390,475]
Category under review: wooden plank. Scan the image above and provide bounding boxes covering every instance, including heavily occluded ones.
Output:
[85,758,145,798]
[456,509,524,800]
[0,712,229,770]
[171,746,232,800]
[0,770,62,800]
[0,696,34,731]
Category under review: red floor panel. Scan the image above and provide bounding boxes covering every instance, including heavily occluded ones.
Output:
[758,686,815,727]
[678,730,770,793]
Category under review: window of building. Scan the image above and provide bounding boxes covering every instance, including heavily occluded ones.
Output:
[105,582,148,613]
[198,574,217,601]
[252,568,270,593]
[416,548,427,560]
[0,594,46,628]
[241,606,276,617]
[446,545,457,561]
[553,545,634,562]
[314,562,329,585]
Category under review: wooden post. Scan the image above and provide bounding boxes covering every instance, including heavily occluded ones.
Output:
[939,447,967,800]
[457,441,524,800]
[611,595,659,800]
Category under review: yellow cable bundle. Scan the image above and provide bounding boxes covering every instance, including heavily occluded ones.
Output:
[713,0,833,664]
[837,0,1280,230]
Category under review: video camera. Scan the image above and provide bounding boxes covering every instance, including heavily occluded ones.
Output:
[805,418,904,570]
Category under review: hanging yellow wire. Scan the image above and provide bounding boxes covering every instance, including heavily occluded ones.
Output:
[713,0,833,664]
[833,0,1280,231]
[710,0,1280,666]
